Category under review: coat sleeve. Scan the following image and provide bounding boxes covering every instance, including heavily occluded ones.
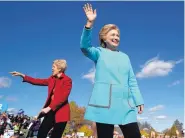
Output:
[49,77,72,111]
[80,27,100,62]
[23,75,49,86]
[128,58,144,106]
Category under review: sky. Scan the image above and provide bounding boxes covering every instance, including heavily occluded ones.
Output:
[0,1,184,132]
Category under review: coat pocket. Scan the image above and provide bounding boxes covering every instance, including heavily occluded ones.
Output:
[88,81,112,108]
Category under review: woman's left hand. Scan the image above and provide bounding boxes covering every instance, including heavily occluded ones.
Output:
[137,104,144,114]
[41,107,51,114]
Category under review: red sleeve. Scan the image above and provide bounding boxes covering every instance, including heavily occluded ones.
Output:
[23,75,49,86]
[49,77,72,111]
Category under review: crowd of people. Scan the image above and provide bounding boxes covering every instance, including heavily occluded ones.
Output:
[0,112,42,138]
[0,111,125,138]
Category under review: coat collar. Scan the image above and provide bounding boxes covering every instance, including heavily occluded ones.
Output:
[51,73,65,79]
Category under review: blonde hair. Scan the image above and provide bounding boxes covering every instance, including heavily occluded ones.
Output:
[53,59,67,73]
[99,24,120,48]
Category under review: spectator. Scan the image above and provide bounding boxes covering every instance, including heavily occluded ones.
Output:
[0,113,8,138]
[13,122,20,135]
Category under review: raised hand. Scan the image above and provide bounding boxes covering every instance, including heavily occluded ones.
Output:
[83,3,97,28]
[83,3,97,22]
[9,71,25,78]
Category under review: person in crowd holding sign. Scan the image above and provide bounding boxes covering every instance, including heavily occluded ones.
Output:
[80,3,144,138]
[10,59,72,138]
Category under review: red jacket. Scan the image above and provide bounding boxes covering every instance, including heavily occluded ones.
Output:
[23,73,72,123]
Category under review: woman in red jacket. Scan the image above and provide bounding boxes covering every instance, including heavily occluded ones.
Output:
[10,59,72,138]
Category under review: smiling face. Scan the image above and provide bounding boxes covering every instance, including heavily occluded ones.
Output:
[104,29,120,47]
[99,24,120,49]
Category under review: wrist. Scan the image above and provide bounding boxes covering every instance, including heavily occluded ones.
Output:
[86,20,94,28]
[21,74,25,78]
[47,107,51,110]
[87,20,94,23]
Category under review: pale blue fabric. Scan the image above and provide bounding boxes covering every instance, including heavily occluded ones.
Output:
[80,27,144,125]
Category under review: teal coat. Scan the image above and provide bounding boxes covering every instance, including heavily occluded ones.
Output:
[80,27,144,125]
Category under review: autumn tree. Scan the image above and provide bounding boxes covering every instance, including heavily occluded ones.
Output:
[173,119,183,137]
[77,125,93,137]
[140,130,149,137]
[68,101,85,132]
[170,124,178,137]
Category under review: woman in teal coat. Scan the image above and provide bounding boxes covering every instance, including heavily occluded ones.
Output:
[80,3,144,138]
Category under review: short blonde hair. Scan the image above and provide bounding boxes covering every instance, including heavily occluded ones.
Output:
[99,24,120,48]
[53,59,67,73]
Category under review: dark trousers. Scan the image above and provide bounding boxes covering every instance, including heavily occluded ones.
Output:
[37,111,67,138]
[96,122,141,138]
